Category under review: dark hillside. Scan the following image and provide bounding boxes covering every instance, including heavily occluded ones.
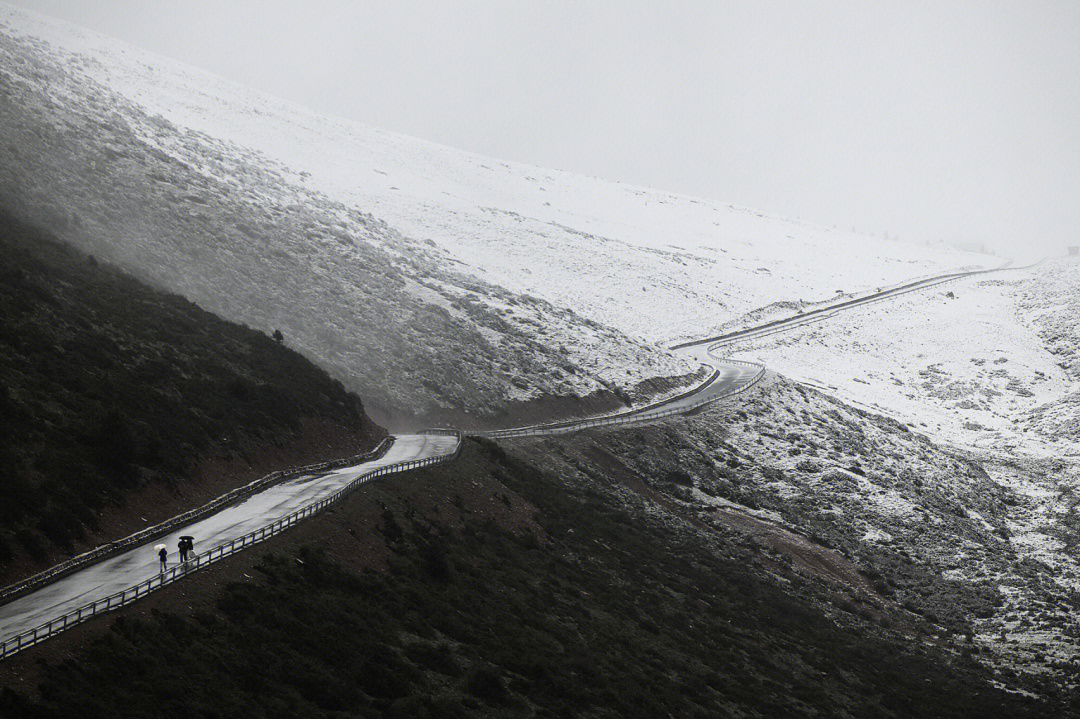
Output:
[0,439,1049,718]
[0,209,385,584]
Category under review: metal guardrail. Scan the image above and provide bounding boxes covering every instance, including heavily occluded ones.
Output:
[474,361,766,439]
[673,259,1042,353]
[0,437,397,608]
[0,433,462,661]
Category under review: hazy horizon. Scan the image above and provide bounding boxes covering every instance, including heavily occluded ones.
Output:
[7,0,1079,256]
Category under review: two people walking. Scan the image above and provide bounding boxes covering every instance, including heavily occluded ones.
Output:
[156,536,196,573]
[178,536,194,563]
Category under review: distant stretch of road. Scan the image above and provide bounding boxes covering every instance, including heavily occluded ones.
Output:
[671,259,1039,354]
[0,258,1037,658]
[0,434,458,652]
[478,360,765,440]
[480,260,1037,440]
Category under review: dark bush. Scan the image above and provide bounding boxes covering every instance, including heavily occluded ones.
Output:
[14,528,46,563]
[665,470,694,486]
[463,663,510,704]
[422,538,453,582]
[761,466,786,482]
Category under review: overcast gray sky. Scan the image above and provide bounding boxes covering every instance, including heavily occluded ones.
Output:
[12,0,1080,254]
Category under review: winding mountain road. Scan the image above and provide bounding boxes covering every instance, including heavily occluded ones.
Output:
[0,258,1034,659]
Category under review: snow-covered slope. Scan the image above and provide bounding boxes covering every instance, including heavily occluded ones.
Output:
[732,260,1080,455]
[0,4,995,348]
[1,4,1035,444]
[0,8,697,427]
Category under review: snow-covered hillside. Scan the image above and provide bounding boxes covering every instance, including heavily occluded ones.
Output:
[731,259,1080,455]
[4,3,1078,693]
[0,8,700,427]
[0,4,995,347]
[2,3,1052,446]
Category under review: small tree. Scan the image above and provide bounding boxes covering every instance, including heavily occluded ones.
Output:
[272,329,284,344]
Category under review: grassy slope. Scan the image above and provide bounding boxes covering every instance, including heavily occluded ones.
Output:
[0,439,1050,718]
[0,209,384,583]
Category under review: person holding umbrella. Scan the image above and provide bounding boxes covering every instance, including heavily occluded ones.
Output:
[177,537,188,563]
[155,544,168,572]
[180,535,195,562]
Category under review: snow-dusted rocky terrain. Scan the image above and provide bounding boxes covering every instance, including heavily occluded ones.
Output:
[701,258,1080,682]
[552,374,1080,686]
[0,5,995,349]
[729,259,1080,457]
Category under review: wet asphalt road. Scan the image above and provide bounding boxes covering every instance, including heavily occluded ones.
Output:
[0,433,458,641]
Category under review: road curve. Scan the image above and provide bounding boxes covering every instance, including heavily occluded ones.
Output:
[478,361,764,440]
